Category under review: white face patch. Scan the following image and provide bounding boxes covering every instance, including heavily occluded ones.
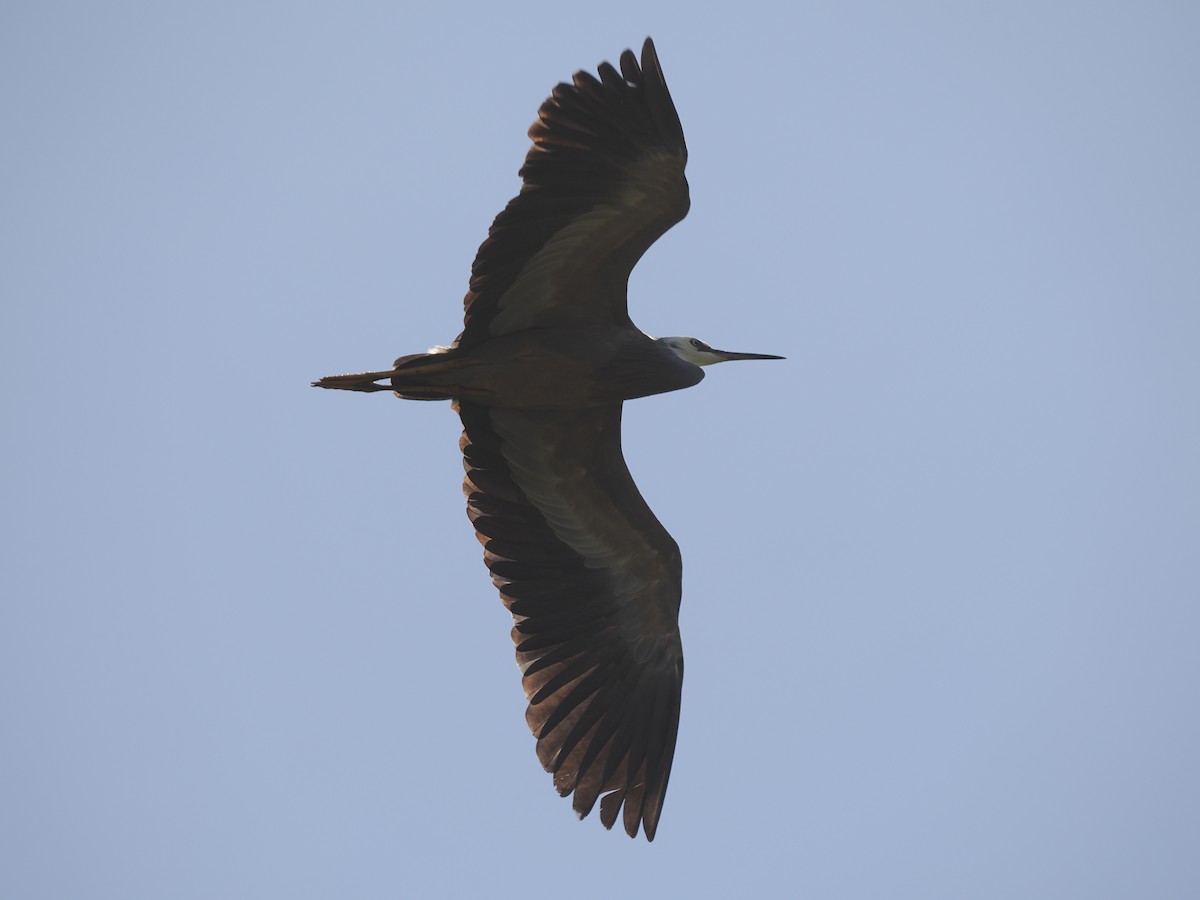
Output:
[657,336,725,366]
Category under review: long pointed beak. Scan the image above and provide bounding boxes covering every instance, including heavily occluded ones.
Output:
[713,349,786,361]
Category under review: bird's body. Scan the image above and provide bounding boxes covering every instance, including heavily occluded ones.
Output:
[319,327,704,408]
[315,38,780,841]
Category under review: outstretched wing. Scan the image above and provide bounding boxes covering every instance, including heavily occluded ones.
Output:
[457,400,684,840]
[454,38,690,349]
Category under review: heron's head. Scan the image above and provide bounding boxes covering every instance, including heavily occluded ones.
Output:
[657,336,785,367]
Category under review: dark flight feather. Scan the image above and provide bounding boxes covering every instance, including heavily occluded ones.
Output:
[457,399,683,840]
[455,38,689,350]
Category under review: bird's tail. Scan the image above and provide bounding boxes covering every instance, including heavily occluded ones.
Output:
[312,350,472,401]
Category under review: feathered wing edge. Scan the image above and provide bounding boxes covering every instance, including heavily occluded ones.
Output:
[456,400,683,840]
[455,37,690,349]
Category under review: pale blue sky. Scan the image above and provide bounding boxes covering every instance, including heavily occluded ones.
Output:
[3,2,1199,898]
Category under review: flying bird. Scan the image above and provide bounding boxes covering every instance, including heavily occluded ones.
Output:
[315,38,782,841]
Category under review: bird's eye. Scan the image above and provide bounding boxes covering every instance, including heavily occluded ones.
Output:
[690,339,707,350]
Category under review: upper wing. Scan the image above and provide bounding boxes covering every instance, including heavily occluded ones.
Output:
[456,400,684,840]
[454,38,690,350]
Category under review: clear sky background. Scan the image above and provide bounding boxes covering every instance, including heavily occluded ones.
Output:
[3,2,1198,898]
